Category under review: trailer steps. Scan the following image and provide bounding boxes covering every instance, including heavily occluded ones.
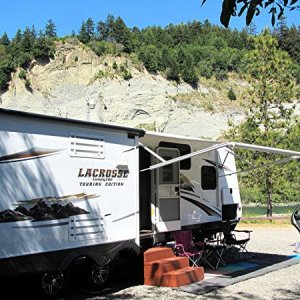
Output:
[140,229,154,239]
[144,247,204,287]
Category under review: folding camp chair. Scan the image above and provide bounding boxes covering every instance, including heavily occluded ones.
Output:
[220,221,253,259]
[202,238,226,270]
[173,230,204,267]
[192,231,226,269]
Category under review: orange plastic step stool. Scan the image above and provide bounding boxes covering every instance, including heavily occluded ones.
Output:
[144,246,204,287]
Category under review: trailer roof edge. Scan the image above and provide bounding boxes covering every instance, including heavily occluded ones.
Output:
[0,108,145,137]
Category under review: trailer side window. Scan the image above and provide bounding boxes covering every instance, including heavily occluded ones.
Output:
[69,134,105,159]
[201,166,216,190]
[159,142,191,170]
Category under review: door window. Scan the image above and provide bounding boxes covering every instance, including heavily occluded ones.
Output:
[157,150,179,185]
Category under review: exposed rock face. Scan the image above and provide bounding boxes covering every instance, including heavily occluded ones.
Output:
[0,39,246,139]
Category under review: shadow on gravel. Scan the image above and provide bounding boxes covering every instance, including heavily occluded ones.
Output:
[64,257,145,300]
[0,256,144,300]
[1,252,300,299]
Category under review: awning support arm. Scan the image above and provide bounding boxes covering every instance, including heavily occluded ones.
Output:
[138,142,166,162]
[234,142,300,156]
[141,142,234,172]
[219,151,230,176]
[219,155,300,177]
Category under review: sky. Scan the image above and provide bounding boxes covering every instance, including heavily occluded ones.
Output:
[0,0,299,38]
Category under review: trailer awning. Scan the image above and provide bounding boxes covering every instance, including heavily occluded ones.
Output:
[233,142,300,157]
[220,155,300,177]
[140,141,300,173]
[220,142,300,177]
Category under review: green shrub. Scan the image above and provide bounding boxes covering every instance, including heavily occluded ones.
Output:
[165,67,180,82]
[0,68,10,91]
[199,65,213,79]
[95,70,105,79]
[19,69,26,80]
[88,40,107,56]
[228,87,237,100]
[181,67,198,85]
[202,100,214,112]
[25,79,31,90]
[123,70,132,80]
[215,69,228,81]
[112,61,118,70]
[120,65,125,72]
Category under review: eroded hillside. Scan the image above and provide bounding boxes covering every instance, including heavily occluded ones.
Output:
[0,39,257,139]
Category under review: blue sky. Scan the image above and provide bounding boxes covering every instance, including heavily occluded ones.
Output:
[0,0,299,38]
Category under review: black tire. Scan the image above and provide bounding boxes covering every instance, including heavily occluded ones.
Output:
[85,259,113,290]
[39,271,67,298]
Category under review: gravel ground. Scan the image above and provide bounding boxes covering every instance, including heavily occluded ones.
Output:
[4,224,296,299]
[83,224,300,300]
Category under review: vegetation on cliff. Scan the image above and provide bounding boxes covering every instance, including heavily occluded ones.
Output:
[0,16,299,91]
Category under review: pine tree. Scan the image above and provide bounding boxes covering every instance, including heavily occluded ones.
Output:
[96,21,109,41]
[21,26,35,52]
[246,22,257,36]
[31,25,37,39]
[111,17,130,52]
[247,30,296,132]
[33,33,55,59]
[13,29,22,44]
[78,21,89,44]
[280,25,300,64]
[275,15,288,44]
[78,19,94,44]
[45,19,57,38]
[85,18,95,40]
[226,29,297,216]
[0,32,10,46]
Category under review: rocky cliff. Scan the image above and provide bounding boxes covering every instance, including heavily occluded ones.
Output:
[0,39,247,139]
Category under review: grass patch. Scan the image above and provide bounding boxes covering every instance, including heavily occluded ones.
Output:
[240,217,291,226]
[202,100,215,112]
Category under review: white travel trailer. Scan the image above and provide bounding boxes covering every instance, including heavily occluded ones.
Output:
[0,108,144,295]
[139,132,243,242]
[0,108,299,296]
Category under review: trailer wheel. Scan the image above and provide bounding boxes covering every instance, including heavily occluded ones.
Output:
[85,258,113,290]
[40,271,65,297]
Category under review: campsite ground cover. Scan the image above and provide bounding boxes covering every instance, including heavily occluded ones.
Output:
[78,224,300,300]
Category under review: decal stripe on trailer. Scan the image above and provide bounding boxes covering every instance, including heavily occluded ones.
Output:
[0,148,63,164]
[12,221,69,229]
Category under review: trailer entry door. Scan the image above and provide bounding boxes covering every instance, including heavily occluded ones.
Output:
[155,147,181,232]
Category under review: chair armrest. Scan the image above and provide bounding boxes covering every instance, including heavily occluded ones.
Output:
[232,229,253,235]
[174,243,185,253]
[232,229,252,238]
